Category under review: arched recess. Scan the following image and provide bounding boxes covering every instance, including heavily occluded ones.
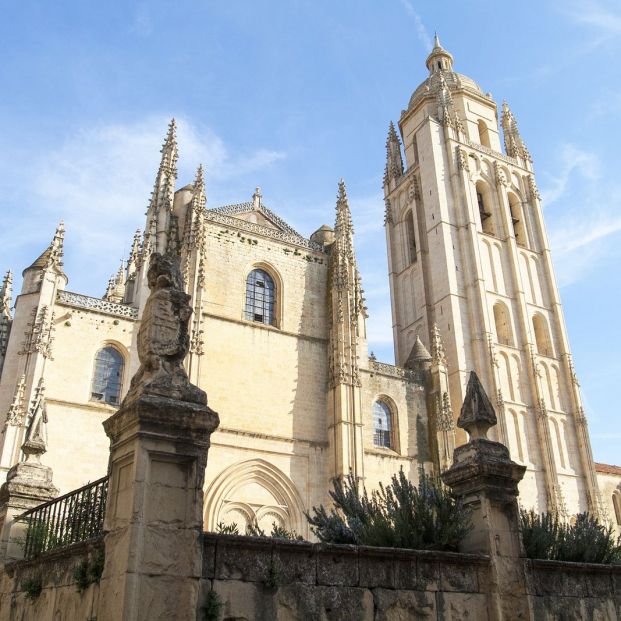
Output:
[477,120,491,148]
[403,209,417,265]
[532,313,553,357]
[204,459,307,536]
[493,302,514,346]
[243,262,283,328]
[507,192,528,248]
[612,490,621,526]
[475,180,495,236]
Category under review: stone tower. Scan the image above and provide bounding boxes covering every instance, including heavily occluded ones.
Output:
[383,36,602,516]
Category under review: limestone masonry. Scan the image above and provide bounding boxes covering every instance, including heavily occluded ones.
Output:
[0,36,619,536]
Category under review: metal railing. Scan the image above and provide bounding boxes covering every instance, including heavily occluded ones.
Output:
[17,476,109,560]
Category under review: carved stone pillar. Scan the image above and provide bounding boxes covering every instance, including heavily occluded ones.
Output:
[98,252,219,621]
[442,371,531,621]
[0,431,58,562]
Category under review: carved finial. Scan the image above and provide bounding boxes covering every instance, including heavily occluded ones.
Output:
[501,101,531,162]
[127,228,142,277]
[22,415,47,463]
[6,374,26,425]
[335,179,353,234]
[25,222,66,276]
[384,122,404,186]
[252,186,262,210]
[161,118,178,174]
[433,32,440,48]
[194,164,205,195]
[457,371,497,439]
[1,270,13,319]
[431,323,447,365]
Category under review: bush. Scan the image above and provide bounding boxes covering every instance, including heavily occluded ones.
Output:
[520,509,621,564]
[215,520,303,541]
[306,469,471,552]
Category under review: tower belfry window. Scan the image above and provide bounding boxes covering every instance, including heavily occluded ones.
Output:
[245,268,276,326]
[476,182,495,236]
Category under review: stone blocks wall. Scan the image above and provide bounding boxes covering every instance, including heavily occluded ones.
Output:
[0,539,102,621]
[200,534,621,621]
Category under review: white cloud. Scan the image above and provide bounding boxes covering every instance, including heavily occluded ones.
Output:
[398,0,432,50]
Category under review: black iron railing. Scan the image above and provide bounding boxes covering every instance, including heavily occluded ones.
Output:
[17,476,109,560]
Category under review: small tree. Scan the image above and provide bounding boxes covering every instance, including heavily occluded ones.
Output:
[306,468,471,552]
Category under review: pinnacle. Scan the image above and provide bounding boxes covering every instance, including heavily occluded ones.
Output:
[433,32,441,48]
[457,371,497,440]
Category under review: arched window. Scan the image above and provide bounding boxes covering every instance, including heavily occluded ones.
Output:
[245,269,276,326]
[373,400,394,449]
[477,120,491,148]
[612,492,621,526]
[532,314,553,357]
[476,181,495,236]
[405,210,417,264]
[493,303,514,347]
[508,193,527,247]
[91,346,124,405]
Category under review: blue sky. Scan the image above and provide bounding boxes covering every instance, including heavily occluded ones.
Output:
[0,1,620,464]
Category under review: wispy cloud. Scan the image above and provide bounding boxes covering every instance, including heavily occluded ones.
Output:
[398,0,432,50]
[542,142,621,286]
[0,117,286,296]
[564,0,621,37]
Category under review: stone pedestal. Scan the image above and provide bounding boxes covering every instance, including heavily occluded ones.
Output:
[98,394,219,621]
[442,372,531,620]
[0,437,58,562]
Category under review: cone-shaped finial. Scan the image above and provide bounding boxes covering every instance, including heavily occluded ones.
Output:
[501,101,531,161]
[24,221,66,276]
[431,323,447,365]
[434,32,441,48]
[384,121,404,185]
[457,371,497,439]
[404,335,432,369]
[335,179,353,234]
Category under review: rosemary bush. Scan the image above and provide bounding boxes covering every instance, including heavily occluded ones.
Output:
[306,469,471,551]
[520,509,621,564]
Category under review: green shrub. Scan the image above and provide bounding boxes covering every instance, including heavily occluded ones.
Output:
[215,522,239,535]
[203,589,222,621]
[306,468,471,552]
[246,521,304,541]
[22,575,42,600]
[520,509,621,564]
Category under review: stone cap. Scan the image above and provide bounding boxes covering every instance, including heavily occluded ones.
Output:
[457,371,496,440]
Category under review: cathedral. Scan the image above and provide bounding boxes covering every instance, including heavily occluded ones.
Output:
[0,37,619,537]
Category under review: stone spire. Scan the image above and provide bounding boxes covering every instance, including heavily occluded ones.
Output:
[404,336,431,370]
[436,72,464,135]
[24,221,66,278]
[501,101,531,162]
[144,119,179,257]
[127,229,141,277]
[104,260,127,303]
[327,179,365,479]
[425,33,454,74]
[0,271,13,374]
[0,271,12,320]
[384,122,404,187]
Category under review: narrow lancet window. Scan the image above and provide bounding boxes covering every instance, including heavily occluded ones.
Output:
[477,120,491,148]
[508,193,527,247]
[373,400,394,449]
[245,268,276,326]
[476,182,494,236]
[405,211,417,264]
[91,346,124,405]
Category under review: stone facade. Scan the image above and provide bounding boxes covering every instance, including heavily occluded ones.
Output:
[0,38,615,537]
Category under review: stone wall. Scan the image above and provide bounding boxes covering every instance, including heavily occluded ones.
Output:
[200,534,621,621]
[2,534,621,620]
[0,539,102,621]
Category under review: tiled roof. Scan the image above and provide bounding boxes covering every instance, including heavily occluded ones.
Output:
[594,462,621,476]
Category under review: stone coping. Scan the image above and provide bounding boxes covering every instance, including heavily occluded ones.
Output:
[3,537,103,577]
[203,533,490,592]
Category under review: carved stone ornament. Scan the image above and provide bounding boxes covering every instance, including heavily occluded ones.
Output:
[456,146,469,172]
[123,252,206,406]
[457,371,496,439]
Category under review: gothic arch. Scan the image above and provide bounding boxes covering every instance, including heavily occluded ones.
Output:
[507,191,528,248]
[89,341,127,406]
[477,120,491,148]
[204,459,307,536]
[532,313,553,357]
[403,209,417,265]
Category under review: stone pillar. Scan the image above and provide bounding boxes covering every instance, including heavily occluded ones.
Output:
[0,430,58,562]
[98,252,219,621]
[442,371,531,621]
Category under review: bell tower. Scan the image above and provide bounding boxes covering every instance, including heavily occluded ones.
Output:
[383,36,603,517]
